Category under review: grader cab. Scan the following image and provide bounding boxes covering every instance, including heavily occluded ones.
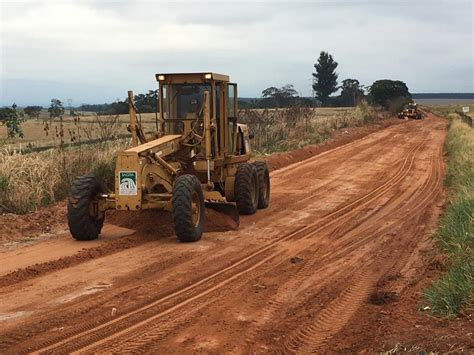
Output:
[67,73,270,242]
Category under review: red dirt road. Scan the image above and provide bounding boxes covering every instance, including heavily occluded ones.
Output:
[0,115,471,353]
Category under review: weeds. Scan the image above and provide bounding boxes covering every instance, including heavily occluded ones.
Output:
[79,114,124,144]
[239,100,378,155]
[424,116,474,316]
[0,141,124,213]
[0,103,379,213]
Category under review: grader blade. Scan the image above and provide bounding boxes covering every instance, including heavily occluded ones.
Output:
[205,202,240,229]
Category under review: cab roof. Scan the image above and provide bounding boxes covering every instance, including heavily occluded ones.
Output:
[155,72,230,83]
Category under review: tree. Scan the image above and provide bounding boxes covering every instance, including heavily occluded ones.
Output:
[77,90,158,115]
[134,90,158,113]
[23,106,43,120]
[110,100,129,115]
[312,51,339,106]
[261,84,298,108]
[368,80,411,108]
[48,99,64,119]
[0,104,24,138]
[340,79,365,106]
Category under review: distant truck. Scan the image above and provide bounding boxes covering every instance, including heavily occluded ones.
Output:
[398,103,423,120]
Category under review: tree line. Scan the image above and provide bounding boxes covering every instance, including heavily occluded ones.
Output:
[2,51,412,139]
[0,90,159,138]
[313,51,411,109]
[255,51,411,110]
[78,90,158,115]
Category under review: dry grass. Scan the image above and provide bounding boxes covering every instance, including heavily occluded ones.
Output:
[424,103,474,118]
[1,110,355,150]
[0,141,125,213]
[0,103,379,213]
[0,112,154,212]
[0,113,158,151]
[240,101,379,154]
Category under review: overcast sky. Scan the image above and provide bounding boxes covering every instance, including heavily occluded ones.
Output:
[1,0,473,106]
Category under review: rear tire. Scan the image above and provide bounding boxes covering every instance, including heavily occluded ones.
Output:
[235,163,259,215]
[67,175,105,241]
[253,161,270,209]
[172,175,205,242]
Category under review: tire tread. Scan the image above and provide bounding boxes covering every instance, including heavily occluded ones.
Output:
[67,175,104,241]
[172,175,204,242]
[253,161,270,209]
[235,163,258,215]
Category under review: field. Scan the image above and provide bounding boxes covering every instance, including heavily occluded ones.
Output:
[422,102,474,118]
[0,106,367,213]
[0,113,159,152]
[3,102,468,151]
[0,107,473,353]
[0,108,355,152]
[416,98,474,106]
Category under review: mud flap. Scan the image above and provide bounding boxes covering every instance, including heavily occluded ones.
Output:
[205,202,240,229]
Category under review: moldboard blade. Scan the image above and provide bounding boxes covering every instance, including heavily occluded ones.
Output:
[205,202,240,230]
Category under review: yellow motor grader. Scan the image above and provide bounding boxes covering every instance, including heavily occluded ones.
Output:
[67,73,270,242]
[398,102,423,120]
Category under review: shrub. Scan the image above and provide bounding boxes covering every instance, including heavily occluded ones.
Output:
[0,104,24,138]
[368,79,411,108]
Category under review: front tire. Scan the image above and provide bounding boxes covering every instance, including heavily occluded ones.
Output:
[235,163,259,215]
[67,175,105,241]
[172,175,205,242]
[253,161,270,209]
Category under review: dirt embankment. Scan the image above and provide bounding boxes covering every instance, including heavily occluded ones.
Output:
[1,114,472,353]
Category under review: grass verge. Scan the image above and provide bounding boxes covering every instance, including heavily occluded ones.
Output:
[424,115,474,316]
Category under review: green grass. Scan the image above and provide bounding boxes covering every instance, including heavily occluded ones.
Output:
[424,116,474,316]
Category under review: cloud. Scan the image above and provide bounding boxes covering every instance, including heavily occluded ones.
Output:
[0,0,472,106]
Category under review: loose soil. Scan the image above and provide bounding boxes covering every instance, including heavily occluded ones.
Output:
[0,114,472,353]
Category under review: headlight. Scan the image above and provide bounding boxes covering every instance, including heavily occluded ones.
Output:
[157,75,165,81]
[204,73,212,80]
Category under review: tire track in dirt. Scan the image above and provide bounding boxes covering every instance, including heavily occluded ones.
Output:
[281,226,427,353]
[28,134,428,354]
[272,127,445,353]
[0,123,397,290]
[0,126,410,352]
[0,233,154,288]
[0,118,448,354]
[0,209,229,289]
[244,139,443,349]
[375,142,445,296]
[285,267,378,352]
[117,127,443,353]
